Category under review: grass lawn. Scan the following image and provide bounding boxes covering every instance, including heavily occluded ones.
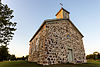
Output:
[0,60,100,67]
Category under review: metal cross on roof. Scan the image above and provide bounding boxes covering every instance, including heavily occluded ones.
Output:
[60,3,63,7]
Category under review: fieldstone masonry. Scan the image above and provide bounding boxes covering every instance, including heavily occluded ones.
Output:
[28,8,86,65]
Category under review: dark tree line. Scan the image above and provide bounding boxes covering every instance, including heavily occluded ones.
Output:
[86,52,100,60]
[8,55,29,61]
[0,45,28,61]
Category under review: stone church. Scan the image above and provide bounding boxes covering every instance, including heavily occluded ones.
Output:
[28,8,86,65]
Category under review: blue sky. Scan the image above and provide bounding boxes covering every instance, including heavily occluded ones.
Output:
[2,0,100,57]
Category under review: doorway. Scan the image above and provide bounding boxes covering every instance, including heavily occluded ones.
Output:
[68,49,73,62]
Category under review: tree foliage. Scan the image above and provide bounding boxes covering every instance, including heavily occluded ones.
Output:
[86,52,100,60]
[0,45,9,61]
[10,54,16,61]
[0,0,17,45]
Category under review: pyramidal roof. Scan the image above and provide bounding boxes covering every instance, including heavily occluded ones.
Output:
[56,7,70,16]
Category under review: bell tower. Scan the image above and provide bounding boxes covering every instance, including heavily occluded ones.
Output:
[56,8,70,19]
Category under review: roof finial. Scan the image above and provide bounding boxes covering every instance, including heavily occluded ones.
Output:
[60,3,63,8]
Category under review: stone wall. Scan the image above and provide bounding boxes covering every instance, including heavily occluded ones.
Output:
[44,19,86,64]
[28,24,47,64]
[28,19,86,65]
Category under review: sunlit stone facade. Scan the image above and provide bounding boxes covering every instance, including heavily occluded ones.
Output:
[28,8,86,65]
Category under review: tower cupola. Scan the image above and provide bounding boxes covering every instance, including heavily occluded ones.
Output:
[56,8,70,19]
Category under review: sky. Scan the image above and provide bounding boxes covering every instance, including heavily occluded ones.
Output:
[2,0,100,57]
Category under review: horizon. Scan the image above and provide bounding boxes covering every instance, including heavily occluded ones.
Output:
[2,0,100,57]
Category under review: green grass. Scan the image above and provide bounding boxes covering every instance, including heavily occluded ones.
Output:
[0,61,42,67]
[0,60,100,67]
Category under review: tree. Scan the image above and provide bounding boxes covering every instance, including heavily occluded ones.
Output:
[0,0,17,45]
[25,55,29,61]
[86,52,100,60]
[97,53,100,59]
[0,45,9,61]
[10,54,16,61]
[22,56,25,60]
[93,52,99,60]
[86,54,94,59]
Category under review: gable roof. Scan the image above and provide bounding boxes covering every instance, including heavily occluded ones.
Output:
[29,18,84,42]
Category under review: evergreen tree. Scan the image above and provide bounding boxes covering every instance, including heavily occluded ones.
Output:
[0,0,17,45]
